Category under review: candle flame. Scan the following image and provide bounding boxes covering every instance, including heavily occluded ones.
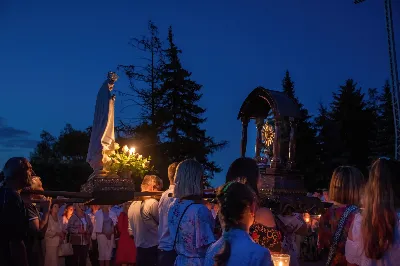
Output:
[129,147,135,155]
[279,262,283,266]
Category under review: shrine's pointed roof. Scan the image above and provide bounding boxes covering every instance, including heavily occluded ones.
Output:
[237,86,301,120]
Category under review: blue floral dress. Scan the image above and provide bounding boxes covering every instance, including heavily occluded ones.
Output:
[168,199,215,266]
[204,229,273,266]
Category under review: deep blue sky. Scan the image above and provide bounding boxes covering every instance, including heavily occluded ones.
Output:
[0,0,399,187]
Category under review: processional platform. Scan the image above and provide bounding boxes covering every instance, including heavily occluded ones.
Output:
[238,87,328,214]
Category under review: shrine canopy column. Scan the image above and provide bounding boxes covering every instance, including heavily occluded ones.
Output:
[270,118,282,168]
[255,117,264,158]
[241,117,249,157]
[288,117,297,169]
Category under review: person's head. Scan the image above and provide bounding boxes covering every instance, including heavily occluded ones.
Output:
[168,162,179,185]
[2,157,34,190]
[90,205,100,213]
[225,157,260,196]
[214,181,257,266]
[73,203,85,213]
[362,158,400,260]
[141,175,163,192]
[50,203,60,216]
[101,205,111,212]
[64,204,74,218]
[173,159,204,199]
[328,166,365,206]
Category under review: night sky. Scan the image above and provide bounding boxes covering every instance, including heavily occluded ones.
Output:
[1,0,399,187]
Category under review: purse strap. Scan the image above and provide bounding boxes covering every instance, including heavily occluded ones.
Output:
[326,205,359,266]
[173,202,195,250]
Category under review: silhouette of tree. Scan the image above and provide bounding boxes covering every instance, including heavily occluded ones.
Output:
[30,124,92,191]
[329,79,372,172]
[281,70,318,189]
[157,26,227,183]
[376,80,395,158]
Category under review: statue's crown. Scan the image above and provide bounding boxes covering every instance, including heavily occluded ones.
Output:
[107,72,119,83]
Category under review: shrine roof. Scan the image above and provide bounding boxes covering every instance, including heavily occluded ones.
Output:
[237,86,301,119]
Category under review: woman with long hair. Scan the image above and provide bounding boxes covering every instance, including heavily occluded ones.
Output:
[346,158,400,265]
[204,181,273,266]
[44,203,64,266]
[318,166,365,266]
[167,159,215,266]
[224,157,281,252]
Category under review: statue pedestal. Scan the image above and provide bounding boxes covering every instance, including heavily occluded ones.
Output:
[81,175,135,205]
[259,167,306,195]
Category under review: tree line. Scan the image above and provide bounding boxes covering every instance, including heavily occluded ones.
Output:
[29,21,395,192]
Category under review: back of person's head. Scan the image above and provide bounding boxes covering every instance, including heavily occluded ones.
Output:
[173,159,203,199]
[225,157,260,196]
[214,181,257,266]
[329,166,365,206]
[141,175,163,192]
[362,158,400,260]
[2,157,33,189]
[168,162,179,185]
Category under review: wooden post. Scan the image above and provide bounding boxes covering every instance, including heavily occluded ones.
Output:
[241,117,249,157]
[271,118,282,168]
[288,117,297,169]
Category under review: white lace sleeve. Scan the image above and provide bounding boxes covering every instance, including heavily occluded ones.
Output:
[345,213,363,265]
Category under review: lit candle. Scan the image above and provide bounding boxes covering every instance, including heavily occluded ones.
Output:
[129,147,135,155]
[271,254,290,266]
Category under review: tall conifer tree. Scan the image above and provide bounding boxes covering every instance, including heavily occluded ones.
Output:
[281,71,318,188]
[376,81,395,158]
[158,26,227,182]
[329,79,371,170]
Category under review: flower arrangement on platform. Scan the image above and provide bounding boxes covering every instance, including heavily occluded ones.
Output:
[103,143,152,178]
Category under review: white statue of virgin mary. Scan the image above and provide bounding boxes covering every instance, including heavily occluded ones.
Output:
[87,72,118,176]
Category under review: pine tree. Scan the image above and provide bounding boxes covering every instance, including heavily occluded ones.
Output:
[314,103,340,184]
[376,80,395,158]
[118,21,169,184]
[281,71,318,188]
[118,20,164,132]
[329,79,372,170]
[366,88,380,158]
[158,26,227,182]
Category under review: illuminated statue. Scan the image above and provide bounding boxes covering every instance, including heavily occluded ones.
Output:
[87,72,118,177]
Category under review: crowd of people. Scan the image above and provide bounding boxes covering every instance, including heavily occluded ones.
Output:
[0,156,399,266]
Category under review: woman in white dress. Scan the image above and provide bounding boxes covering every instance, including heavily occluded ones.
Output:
[345,158,400,266]
[94,205,117,266]
[44,203,64,266]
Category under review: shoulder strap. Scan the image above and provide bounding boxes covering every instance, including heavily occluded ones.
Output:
[326,205,359,266]
[173,202,195,250]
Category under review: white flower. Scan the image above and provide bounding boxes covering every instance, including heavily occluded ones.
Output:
[102,155,111,164]
[122,145,129,153]
[113,142,120,151]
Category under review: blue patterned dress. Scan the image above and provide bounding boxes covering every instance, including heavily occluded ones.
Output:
[168,199,215,266]
[204,229,273,266]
